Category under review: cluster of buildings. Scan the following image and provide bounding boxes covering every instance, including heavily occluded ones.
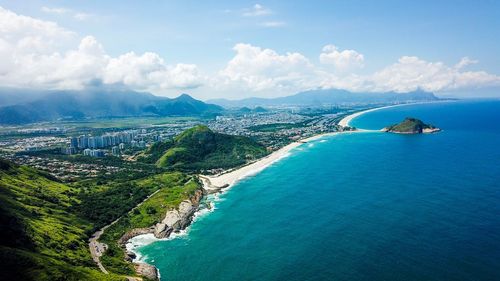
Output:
[83,149,105,157]
[208,110,344,150]
[62,131,150,157]
[71,131,139,150]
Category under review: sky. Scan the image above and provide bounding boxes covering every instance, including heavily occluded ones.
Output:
[0,0,499,100]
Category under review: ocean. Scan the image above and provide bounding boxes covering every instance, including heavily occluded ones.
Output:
[131,100,500,281]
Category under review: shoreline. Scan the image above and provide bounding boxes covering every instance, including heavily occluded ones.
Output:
[339,103,416,127]
[123,102,430,278]
[199,130,366,191]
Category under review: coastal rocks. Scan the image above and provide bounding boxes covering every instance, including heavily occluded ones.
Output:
[423,127,441,133]
[118,227,154,246]
[134,262,159,280]
[125,251,136,262]
[153,190,203,239]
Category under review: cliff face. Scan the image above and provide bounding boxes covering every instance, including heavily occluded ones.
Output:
[118,188,204,280]
[154,189,203,238]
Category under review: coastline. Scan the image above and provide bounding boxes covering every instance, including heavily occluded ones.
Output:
[123,102,424,278]
[338,100,454,128]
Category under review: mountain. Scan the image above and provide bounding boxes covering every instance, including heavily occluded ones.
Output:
[382,117,441,134]
[0,89,223,125]
[208,89,439,108]
[139,125,267,172]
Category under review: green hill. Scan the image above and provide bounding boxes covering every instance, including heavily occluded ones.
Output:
[0,159,122,281]
[148,125,267,172]
[383,117,440,134]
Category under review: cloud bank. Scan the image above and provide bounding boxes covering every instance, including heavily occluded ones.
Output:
[0,7,203,93]
[1,6,499,98]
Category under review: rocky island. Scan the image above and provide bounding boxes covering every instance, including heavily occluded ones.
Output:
[382,117,441,134]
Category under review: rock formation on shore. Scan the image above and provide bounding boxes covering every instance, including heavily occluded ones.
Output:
[118,189,204,280]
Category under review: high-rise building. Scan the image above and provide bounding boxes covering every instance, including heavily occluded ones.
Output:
[88,137,96,149]
[78,135,89,149]
[111,146,120,156]
[70,137,78,148]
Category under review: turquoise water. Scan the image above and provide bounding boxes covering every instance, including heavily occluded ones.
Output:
[136,100,500,281]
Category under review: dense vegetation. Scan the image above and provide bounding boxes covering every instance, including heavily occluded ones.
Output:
[99,173,200,275]
[75,172,194,231]
[384,117,438,133]
[0,159,123,281]
[143,125,268,172]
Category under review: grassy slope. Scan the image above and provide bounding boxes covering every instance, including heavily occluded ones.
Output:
[99,173,201,275]
[0,159,123,281]
[154,125,267,171]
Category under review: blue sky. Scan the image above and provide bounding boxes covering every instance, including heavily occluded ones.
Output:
[0,0,499,99]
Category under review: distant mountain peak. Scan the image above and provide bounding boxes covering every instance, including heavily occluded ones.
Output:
[175,93,196,101]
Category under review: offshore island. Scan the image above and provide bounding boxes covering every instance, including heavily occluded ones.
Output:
[382,117,441,134]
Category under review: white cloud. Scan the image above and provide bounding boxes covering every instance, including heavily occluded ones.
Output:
[455,56,478,69]
[243,4,272,17]
[217,43,500,97]
[260,21,286,27]
[103,52,203,91]
[73,13,92,21]
[217,43,318,94]
[366,56,500,92]
[0,7,204,93]
[41,6,70,15]
[319,45,364,72]
[41,6,94,21]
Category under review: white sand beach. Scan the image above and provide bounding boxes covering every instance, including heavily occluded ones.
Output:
[338,105,398,127]
[200,141,302,190]
[338,101,443,127]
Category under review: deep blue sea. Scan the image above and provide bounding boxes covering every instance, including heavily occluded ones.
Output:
[134,100,500,281]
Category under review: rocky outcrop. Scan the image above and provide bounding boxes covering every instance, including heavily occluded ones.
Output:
[154,189,203,238]
[118,188,204,280]
[118,227,154,246]
[423,127,441,133]
[134,262,159,280]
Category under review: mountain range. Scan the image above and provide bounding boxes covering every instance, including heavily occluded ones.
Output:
[0,88,441,125]
[0,89,223,125]
[208,89,439,107]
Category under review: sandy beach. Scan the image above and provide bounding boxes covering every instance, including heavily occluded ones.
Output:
[338,101,445,127]
[339,104,400,127]
[200,131,360,191]
[200,103,425,190]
